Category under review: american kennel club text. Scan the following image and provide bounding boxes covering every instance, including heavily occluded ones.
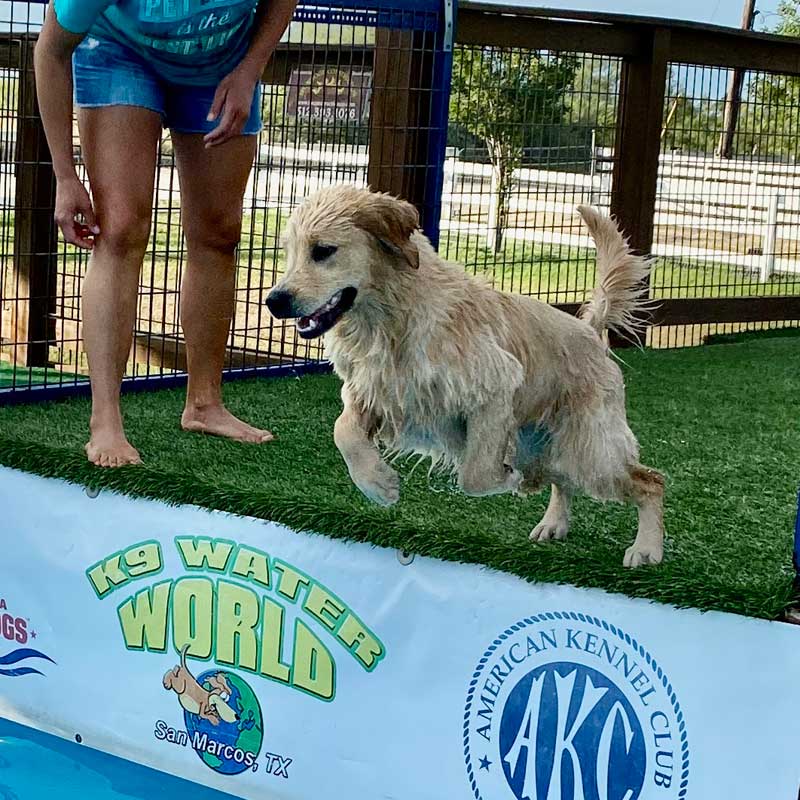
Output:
[464,615,688,800]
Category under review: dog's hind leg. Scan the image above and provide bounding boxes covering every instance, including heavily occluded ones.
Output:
[458,403,521,497]
[334,385,399,507]
[530,483,573,542]
[623,464,665,568]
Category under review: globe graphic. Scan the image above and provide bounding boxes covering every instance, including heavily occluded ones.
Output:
[183,670,263,775]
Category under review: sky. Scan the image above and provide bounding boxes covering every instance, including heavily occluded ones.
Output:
[0,2,44,30]
[485,0,767,29]
[0,0,782,31]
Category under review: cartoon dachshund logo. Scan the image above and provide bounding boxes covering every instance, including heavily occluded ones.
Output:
[163,646,239,726]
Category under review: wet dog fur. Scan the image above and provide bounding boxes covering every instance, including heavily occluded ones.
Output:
[267,185,664,567]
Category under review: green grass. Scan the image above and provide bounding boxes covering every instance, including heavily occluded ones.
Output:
[0,336,798,620]
[703,327,800,346]
[448,236,800,301]
[0,363,46,389]
[0,363,85,389]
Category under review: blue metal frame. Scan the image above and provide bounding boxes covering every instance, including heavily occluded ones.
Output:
[294,0,456,246]
[296,0,444,14]
[422,0,455,247]
[294,3,438,31]
[794,489,800,582]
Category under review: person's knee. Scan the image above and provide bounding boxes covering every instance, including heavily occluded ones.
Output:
[185,207,243,257]
[97,204,152,259]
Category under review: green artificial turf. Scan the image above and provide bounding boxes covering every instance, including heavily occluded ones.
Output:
[1,363,57,389]
[0,337,798,620]
[0,363,86,389]
[703,326,800,346]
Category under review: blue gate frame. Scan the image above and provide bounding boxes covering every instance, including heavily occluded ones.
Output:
[295,0,455,246]
[794,490,800,597]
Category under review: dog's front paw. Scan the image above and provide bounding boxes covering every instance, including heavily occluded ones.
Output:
[529,518,570,542]
[623,542,663,568]
[352,461,400,507]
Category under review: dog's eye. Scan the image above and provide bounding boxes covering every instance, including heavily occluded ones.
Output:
[311,244,337,262]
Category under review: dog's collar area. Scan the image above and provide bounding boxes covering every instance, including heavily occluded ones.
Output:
[296,286,358,339]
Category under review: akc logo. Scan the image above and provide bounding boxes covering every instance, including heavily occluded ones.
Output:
[464,613,689,800]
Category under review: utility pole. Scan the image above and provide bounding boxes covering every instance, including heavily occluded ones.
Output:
[661,96,681,140]
[717,0,757,159]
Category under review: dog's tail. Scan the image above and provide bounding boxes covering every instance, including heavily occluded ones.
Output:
[576,205,655,343]
[180,644,190,670]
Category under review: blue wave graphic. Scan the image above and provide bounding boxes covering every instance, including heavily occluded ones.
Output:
[0,648,55,677]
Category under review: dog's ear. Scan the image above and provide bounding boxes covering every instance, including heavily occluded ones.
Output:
[353,193,420,270]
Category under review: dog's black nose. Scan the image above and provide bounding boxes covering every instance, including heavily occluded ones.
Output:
[266,289,294,319]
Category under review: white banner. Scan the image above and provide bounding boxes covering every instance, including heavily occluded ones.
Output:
[0,466,799,800]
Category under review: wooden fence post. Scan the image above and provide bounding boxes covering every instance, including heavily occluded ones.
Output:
[609,27,670,347]
[368,28,434,218]
[12,37,58,367]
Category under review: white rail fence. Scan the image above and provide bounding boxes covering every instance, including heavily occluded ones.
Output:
[237,144,800,278]
[11,143,781,279]
[440,150,800,279]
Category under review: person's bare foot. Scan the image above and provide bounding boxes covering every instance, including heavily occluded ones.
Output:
[85,417,142,468]
[181,403,274,444]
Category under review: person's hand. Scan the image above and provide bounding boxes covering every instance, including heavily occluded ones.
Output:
[54,174,99,249]
[205,66,260,149]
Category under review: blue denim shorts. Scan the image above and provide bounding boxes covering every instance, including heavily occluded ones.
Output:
[72,35,262,135]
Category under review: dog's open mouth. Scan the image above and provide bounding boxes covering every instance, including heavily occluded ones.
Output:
[296,287,357,339]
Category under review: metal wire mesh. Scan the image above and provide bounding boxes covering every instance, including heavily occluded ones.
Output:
[651,62,800,346]
[442,47,619,305]
[442,44,800,348]
[0,0,443,398]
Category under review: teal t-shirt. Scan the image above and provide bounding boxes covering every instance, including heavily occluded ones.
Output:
[53,0,259,85]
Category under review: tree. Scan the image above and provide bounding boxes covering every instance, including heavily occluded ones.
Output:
[572,57,619,148]
[449,48,579,253]
[737,2,800,159]
[771,0,800,34]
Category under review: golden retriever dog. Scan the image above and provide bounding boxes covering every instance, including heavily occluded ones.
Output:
[266,185,664,567]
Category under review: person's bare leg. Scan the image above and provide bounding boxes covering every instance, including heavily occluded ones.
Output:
[79,107,161,467]
[171,133,272,443]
